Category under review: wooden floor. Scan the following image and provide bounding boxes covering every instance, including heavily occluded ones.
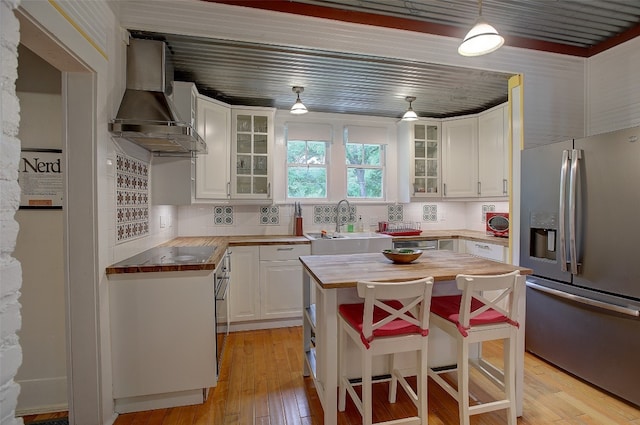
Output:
[23,326,640,424]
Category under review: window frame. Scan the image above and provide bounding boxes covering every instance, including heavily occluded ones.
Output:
[345,141,386,200]
[285,138,330,201]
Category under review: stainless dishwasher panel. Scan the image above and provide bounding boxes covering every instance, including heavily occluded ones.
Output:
[393,239,438,250]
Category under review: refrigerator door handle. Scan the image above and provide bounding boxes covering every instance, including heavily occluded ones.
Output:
[558,149,570,272]
[569,149,581,275]
[526,281,640,317]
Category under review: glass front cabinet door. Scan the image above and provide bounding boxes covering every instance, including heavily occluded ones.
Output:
[231,108,275,199]
[411,122,441,197]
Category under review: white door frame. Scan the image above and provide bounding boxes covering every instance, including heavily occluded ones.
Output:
[16,9,102,425]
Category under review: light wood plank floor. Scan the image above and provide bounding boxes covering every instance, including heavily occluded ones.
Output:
[23,326,640,424]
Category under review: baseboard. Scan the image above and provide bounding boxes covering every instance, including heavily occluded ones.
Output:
[229,318,302,332]
[16,403,69,417]
[114,389,206,414]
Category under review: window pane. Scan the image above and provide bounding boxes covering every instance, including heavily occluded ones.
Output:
[287,141,306,163]
[237,155,251,175]
[287,167,327,198]
[254,116,268,133]
[414,124,425,139]
[237,134,252,153]
[237,115,251,132]
[345,143,363,165]
[347,167,382,198]
[364,144,380,165]
[307,141,326,164]
[254,134,267,154]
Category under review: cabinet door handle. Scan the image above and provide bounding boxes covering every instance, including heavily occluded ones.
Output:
[503,179,508,195]
[267,182,271,198]
[477,181,481,195]
[277,247,294,251]
[226,181,231,197]
[443,183,447,197]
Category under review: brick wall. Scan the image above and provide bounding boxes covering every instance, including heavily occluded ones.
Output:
[0,1,24,425]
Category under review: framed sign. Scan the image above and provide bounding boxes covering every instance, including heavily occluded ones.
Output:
[18,148,64,209]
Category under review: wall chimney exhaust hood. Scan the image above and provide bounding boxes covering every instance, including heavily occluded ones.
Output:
[109,38,206,155]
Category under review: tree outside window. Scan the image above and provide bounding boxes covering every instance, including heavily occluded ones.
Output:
[346,143,384,199]
[287,140,328,198]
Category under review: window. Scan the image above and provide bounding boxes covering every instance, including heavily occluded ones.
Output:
[286,140,328,198]
[346,143,384,199]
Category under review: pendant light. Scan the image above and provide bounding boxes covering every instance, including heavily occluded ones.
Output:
[458,0,504,57]
[402,96,418,121]
[290,86,308,115]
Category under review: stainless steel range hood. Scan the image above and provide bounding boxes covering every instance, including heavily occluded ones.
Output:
[109,38,206,155]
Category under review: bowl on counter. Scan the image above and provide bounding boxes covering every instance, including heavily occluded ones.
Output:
[382,248,423,264]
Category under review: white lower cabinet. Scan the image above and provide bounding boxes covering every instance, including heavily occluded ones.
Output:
[462,239,507,263]
[229,244,311,326]
[109,270,216,413]
[260,245,310,319]
[228,246,260,322]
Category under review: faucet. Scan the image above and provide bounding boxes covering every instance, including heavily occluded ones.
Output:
[335,199,351,233]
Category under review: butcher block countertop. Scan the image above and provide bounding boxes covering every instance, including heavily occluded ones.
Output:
[106,235,310,274]
[392,229,509,247]
[300,250,531,289]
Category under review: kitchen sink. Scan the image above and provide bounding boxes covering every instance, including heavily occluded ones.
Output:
[305,232,392,255]
[305,232,346,240]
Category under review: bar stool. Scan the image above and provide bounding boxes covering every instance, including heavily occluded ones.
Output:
[338,277,434,425]
[428,271,523,425]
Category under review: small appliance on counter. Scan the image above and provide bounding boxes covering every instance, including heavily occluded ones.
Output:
[486,212,509,237]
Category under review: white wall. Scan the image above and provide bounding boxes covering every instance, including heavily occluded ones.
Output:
[14,88,67,413]
[2,2,640,425]
[0,2,24,424]
[587,37,640,135]
[117,0,586,148]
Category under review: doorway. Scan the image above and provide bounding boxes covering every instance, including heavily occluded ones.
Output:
[15,8,101,425]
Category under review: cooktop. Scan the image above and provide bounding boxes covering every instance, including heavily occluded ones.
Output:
[113,246,217,267]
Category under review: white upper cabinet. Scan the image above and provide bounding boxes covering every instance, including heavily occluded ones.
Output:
[196,95,231,200]
[411,121,441,197]
[442,116,479,198]
[440,104,509,199]
[231,107,275,200]
[478,105,509,197]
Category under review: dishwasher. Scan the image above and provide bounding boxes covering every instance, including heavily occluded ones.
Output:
[393,239,438,251]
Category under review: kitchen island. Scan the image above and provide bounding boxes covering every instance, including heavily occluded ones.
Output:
[299,250,532,425]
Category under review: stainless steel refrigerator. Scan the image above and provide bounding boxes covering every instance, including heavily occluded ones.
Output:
[520,126,640,407]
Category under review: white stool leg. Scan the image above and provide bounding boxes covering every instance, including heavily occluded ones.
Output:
[458,338,471,425]
[389,353,398,403]
[338,321,347,412]
[362,349,373,425]
[418,342,428,425]
[505,333,517,425]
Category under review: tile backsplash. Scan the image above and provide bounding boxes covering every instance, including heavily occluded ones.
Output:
[115,153,149,243]
[177,200,509,236]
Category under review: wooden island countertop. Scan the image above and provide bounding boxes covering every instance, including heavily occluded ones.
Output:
[300,250,532,289]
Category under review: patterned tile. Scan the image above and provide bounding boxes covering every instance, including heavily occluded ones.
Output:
[313,205,356,225]
[214,206,234,225]
[423,204,438,222]
[116,153,149,243]
[482,204,496,223]
[260,206,280,225]
[387,204,404,222]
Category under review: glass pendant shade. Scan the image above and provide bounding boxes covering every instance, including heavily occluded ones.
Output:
[402,96,419,121]
[290,86,308,115]
[402,108,418,121]
[458,17,504,56]
[290,98,308,114]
